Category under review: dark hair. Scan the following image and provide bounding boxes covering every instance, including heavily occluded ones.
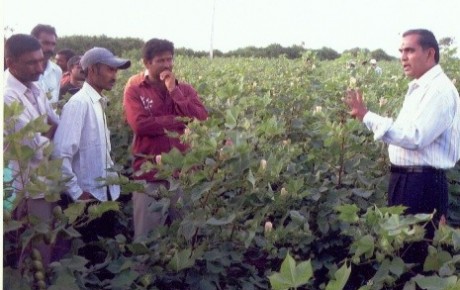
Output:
[31,24,57,38]
[403,29,440,63]
[142,38,174,61]
[57,48,75,60]
[5,34,42,59]
[67,55,82,70]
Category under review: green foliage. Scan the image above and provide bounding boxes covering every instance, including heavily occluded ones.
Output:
[315,47,341,61]
[268,252,313,290]
[57,35,144,56]
[4,48,460,289]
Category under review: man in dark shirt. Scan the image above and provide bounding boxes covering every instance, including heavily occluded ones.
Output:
[59,55,84,99]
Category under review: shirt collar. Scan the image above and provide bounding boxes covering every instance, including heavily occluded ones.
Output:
[43,60,61,75]
[81,82,105,104]
[5,69,42,95]
[140,70,152,87]
[408,64,443,89]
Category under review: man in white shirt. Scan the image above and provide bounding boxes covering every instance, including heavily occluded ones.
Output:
[4,34,60,267]
[52,47,130,266]
[369,58,382,75]
[344,29,460,264]
[31,24,62,104]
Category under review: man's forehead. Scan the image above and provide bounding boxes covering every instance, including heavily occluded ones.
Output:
[18,49,44,61]
[400,35,419,47]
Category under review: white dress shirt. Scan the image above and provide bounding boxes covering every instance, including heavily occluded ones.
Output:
[36,60,62,104]
[52,82,120,201]
[4,69,60,199]
[363,64,460,169]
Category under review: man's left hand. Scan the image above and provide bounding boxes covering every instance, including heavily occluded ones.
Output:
[343,89,368,121]
[160,70,176,92]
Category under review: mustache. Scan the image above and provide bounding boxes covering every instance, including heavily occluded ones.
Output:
[44,50,54,58]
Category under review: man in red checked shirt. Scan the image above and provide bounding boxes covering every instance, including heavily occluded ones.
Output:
[123,38,208,239]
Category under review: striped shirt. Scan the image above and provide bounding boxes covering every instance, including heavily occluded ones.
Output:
[52,82,120,201]
[363,64,460,169]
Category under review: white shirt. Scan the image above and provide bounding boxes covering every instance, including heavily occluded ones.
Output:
[36,60,62,104]
[52,82,120,201]
[363,64,460,169]
[4,69,60,199]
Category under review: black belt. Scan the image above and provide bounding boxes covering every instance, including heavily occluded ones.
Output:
[390,165,444,174]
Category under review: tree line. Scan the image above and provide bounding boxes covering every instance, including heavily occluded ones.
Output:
[57,35,397,61]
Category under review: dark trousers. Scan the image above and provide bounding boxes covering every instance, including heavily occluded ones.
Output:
[388,170,448,222]
[59,193,119,265]
[388,169,448,264]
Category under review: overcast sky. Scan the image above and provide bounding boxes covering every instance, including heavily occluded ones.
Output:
[3,0,460,57]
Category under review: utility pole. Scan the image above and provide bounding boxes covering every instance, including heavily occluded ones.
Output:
[209,0,216,59]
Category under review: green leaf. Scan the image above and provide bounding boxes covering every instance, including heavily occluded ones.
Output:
[110,268,139,288]
[268,272,291,290]
[293,260,314,287]
[414,275,458,290]
[354,235,375,259]
[127,243,150,255]
[389,257,405,276]
[423,251,452,272]
[325,262,351,290]
[336,204,359,223]
[351,188,373,198]
[268,253,313,290]
[87,201,120,220]
[190,181,215,202]
[62,227,81,238]
[63,202,86,224]
[247,169,256,188]
[49,273,81,290]
[4,220,23,232]
[225,109,237,129]
[206,213,236,226]
[3,267,33,290]
[33,222,50,234]
[452,231,460,251]
[168,248,196,272]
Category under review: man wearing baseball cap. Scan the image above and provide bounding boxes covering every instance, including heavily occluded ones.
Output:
[52,47,130,267]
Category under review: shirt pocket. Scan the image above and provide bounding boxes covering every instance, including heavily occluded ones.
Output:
[79,122,101,150]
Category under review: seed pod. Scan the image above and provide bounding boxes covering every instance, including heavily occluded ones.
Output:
[280,187,288,197]
[264,221,273,233]
[36,280,47,289]
[33,260,44,271]
[31,248,42,261]
[155,155,162,165]
[52,205,63,218]
[259,159,267,171]
[35,271,45,281]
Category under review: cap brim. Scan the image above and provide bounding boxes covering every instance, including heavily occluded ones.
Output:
[103,57,131,70]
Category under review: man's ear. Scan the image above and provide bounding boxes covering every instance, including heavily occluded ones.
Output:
[5,57,14,69]
[427,47,436,62]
